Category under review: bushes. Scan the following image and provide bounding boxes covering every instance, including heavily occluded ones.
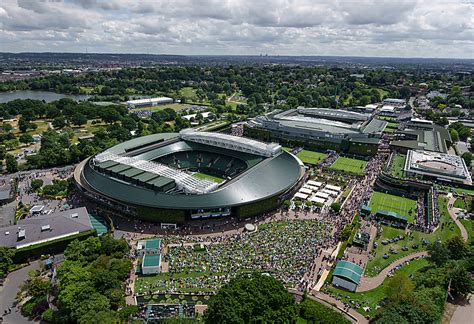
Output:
[299,296,350,324]
[21,295,48,318]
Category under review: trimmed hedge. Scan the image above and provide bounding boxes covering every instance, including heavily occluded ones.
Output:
[13,229,96,263]
[136,206,186,223]
[234,196,279,219]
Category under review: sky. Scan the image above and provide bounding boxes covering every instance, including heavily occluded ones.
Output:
[0,0,473,58]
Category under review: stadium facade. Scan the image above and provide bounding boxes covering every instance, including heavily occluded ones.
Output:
[405,150,472,185]
[74,130,305,223]
[246,107,387,156]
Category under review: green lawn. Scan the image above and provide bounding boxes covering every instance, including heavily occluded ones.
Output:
[369,191,416,222]
[179,87,198,101]
[383,127,396,133]
[460,219,473,241]
[454,198,466,209]
[296,150,328,165]
[330,157,367,175]
[325,258,429,319]
[389,154,406,178]
[193,172,224,183]
[365,196,460,276]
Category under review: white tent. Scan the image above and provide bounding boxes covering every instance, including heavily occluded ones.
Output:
[304,185,320,191]
[315,192,330,199]
[310,196,326,205]
[299,187,313,195]
[325,184,342,192]
[322,189,339,197]
[294,192,309,200]
[307,180,322,187]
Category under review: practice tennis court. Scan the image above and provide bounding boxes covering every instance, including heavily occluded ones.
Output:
[369,192,416,223]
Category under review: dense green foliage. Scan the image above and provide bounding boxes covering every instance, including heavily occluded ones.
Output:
[0,247,15,277]
[50,235,134,323]
[299,296,350,324]
[375,236,474,323]
[204,273,299,323]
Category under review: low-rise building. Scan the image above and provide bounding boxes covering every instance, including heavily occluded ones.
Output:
[126,97,173,109]
[405,150,472,185]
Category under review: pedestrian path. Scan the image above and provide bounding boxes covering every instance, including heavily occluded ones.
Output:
[357,251,427,292]
[447,195,468,241]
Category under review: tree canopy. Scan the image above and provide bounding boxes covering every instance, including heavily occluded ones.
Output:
[204,273,299,323]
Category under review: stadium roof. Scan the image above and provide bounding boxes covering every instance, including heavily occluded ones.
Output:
[296,107,371,122]
[179,129,281,157]
[333,261,363,284]
[406,150,472,185]
[390,125,451,154]
[78,133,303,210]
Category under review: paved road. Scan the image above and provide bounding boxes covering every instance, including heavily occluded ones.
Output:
[0,261,40,324]
[450,294,473,324]
[447,196,469,241]
[357,251,428,292]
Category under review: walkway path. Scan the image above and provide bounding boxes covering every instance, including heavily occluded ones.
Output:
[357,251,428,292]
[310,291,369,324]
[450,294,473,324]
[0,261,40,324]
[447,195,468,241]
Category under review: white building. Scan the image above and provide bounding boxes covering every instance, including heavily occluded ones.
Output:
[126,97,173,109]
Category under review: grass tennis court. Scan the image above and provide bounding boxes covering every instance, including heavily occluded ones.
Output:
[369,192,416,222]
[389,154,406,178]
[296,150,328,165]
[330,157,367,175]
[193,172,224,183]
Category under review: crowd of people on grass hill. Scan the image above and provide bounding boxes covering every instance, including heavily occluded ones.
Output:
[136,220,334,295]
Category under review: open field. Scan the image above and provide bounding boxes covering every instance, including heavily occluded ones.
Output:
[179,87,198,101]
[296,150,328,165]
[330,157,367,175]
[193,172,225,183]
[369,191,416,221]
[365,196,460,276]
[389,154,406,178]
[325,258,429,319]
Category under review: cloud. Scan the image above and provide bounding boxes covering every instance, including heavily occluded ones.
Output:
[0,0,472,58]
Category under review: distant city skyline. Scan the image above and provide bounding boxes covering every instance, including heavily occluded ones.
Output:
[0,0,473,59]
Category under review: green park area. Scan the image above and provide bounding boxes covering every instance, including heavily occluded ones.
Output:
[389,154,406,178]
[296,150,328,165]
[369,191,416,222]
[193,172,225,183]
[324,258,429,319]
[330,157,367,176]
[179,87,199,101]
[365,196,460,276]
[130,103,191,112]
